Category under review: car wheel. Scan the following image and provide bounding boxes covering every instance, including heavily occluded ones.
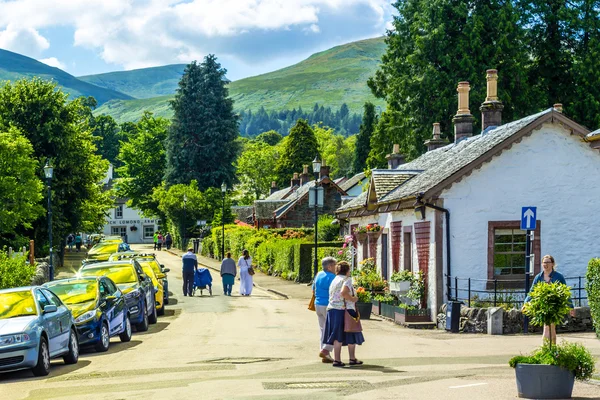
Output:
[32,336,50,376]
[148,301,157,324]
[157,305,165,316]
[136,302,149,332]
[94,322,110,352]
[63,328,79,364]
[164,297,169,305]
[119,315,132,342]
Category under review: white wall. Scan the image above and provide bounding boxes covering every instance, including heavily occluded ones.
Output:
[102,203,160,244]
[443,123,600,291]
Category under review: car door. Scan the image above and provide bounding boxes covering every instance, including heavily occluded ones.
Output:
[42,289,71,351]
[35,289,62,356]
[99,279,118,335]
[105,278,125,334]
[133,261,153,313]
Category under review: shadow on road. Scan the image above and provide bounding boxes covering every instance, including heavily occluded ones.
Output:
[350,364,405,374]
[80,339,142,356]
[134,321,170,335]
[0,360,92,382]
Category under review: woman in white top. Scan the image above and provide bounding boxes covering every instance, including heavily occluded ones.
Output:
[238,249,253,296]
[322,261,365,367]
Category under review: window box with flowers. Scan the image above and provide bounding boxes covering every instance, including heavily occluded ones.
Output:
[130,226,138,232]
[354,226,368,243]
[366,223,382,241]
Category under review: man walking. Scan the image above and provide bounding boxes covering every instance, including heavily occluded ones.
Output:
[182,248,198,297]
[153,232,158,251]
[313,256,337,363]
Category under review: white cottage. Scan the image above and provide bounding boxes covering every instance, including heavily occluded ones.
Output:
[336,70,600,317]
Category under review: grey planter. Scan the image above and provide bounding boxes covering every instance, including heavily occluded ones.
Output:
[515,364,574,399]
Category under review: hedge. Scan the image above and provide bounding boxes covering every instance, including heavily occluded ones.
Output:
[0,250,36,290]
[586,258,600,338]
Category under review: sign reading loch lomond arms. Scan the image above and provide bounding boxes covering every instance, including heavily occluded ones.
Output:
[107,219,159,225]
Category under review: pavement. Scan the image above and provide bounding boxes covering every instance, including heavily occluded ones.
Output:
[1,244,599,399]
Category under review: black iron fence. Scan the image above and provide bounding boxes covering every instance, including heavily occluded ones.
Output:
[447,275,588,309]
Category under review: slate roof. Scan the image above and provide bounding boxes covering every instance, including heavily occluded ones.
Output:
[339,172,366,192]
[231,206,253,221]
[371,170,417,199]
[274,181,316,218]
[337,190,368,212]
[265,186,295,200]
[254,200,289,219]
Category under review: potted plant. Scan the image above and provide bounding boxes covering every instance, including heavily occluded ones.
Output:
[354,226,368,243]
[390,270,413,292]
[509,282,596,399]
[355,287,373,319]
[366,223,382,243]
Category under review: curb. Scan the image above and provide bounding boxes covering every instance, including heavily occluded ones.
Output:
[166,249,290,299]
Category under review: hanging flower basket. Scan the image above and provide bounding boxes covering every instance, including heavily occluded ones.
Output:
[130,226,138,231]
[355,231,368,243]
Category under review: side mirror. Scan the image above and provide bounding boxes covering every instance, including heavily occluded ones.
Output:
[160,264,165,269]
[140,273,148,281]
[156,273,166,279]
[43,305,58,314]
[105,295,116,302]
[162,268,170,274]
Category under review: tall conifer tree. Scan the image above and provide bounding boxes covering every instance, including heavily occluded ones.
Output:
[274,119,318,187]
[353,102,376,174]
[164,55,240,190]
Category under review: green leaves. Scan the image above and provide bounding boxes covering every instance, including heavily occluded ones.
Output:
[0,250,36,290]
[274,119,319,187]
[522,282,572,327]
[586,258,600,338]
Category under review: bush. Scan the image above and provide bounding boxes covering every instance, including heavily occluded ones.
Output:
[390,270,413,282]
[586,258,600,338]
[317,215,340,241]
[522,282,572,328]
[509,341,596,381]
[0,250,36,289]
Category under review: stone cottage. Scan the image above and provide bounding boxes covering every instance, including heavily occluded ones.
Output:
[336,69,600,317]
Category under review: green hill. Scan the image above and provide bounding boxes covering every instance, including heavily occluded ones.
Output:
[0,49,133,105]
[94,37,387,123]
[78,64,186,99]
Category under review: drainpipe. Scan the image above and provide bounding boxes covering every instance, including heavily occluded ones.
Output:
[416,194,451,301]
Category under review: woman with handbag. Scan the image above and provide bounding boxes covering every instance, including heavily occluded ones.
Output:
[238,249,254,296]
[322,261,364,367]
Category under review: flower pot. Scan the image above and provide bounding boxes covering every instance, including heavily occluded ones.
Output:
[355,232,368,243]
[380,303,397,319]
[389,281,411,293]
[367,231,382,241]
[371,299,381,315]
[356,302,372,320]
[515,364,574,399]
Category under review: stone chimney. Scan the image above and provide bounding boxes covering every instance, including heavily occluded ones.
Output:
[479,69,504,131]
[453,81,475,143]
[553,103,563,113]
[319,161,331,180]
[385,143,405,169]
[300,164,310,185]
[290,172,300,188]
[424,123,449,151]
[270,181,279,195]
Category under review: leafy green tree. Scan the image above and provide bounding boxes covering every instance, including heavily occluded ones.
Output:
[0,78,112,256]
[0,128,44,247]
[236,141,279,201]
[117,112,169,217]
[165,56,240,190]
[353,102,376,174]
[313,124,355,178]
[0,250,36,290]
[91,115,124,166]
[256,130,283,145]
[274,119,319,186]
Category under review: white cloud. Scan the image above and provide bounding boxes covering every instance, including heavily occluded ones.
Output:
[0,24,49,57]
[39,57,66,70]
[0,0,394,69]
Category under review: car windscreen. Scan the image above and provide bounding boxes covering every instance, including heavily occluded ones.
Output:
[89,243,118,254]
[0,291,37,319]
[46,281,97,305]
[80,266,137,284]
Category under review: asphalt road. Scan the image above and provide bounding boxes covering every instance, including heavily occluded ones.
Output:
[1,246,599,399]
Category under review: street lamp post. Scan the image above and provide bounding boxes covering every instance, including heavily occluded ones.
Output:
[43,161,54,281]
[183,194,187,249]
[221,182,227,260]
[312,155,321,280]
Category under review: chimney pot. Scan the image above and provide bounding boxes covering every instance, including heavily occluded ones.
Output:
[432,123,441,139]
[300,164,310,185]
[386,145,405,169]
[453,81,475,143]
[270,181,279,195]
[480,69,504,131]
[392,143,400,154]
[290,173,300,188]
[424,123,449,151]
[456,81,471,115]
[553,103,563,113]
[485,69,499,101]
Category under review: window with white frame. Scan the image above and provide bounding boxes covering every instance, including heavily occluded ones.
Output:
[493,228,527,276]
[115,205,123,219]
[143,225,155,239]
[111,226,126,237]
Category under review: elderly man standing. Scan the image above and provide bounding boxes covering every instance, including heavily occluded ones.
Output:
[182,248,198,296]
[313,256,337,363]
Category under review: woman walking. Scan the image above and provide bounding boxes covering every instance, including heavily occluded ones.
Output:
[313,257,337,363]
[220,252,236,296]
[524,255,575,344]
[238,249,253,296]
[323,261,364,367]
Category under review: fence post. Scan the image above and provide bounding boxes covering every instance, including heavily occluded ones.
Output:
[29,240,35,265]
[494,279,497,307]
[468,278,471,308]
[454,276,458,301]
[578,276,582,307]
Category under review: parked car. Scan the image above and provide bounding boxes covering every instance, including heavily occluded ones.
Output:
[78,261,156,331]
[43,277,132,352]
[110,253,170,313]
[85,242,131,262]
[0,287,79,376]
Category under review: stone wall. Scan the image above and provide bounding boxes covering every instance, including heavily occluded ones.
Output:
[436,303,594,334]
[279,183,342,227]
[30,253,60,286]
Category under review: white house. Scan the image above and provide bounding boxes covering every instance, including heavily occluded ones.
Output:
[336,70,600,317]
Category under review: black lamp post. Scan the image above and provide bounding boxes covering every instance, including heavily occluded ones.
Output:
[312,155,321,280]
[44,160,54,281]
[221,182,227,260]
[183,194,187,249]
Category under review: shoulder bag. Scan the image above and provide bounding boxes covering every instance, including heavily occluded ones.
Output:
[308,290,316,311]
[245,259,255,275]
[343,284,362,332]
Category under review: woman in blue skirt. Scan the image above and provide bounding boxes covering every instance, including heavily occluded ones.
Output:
[322,261,364,367]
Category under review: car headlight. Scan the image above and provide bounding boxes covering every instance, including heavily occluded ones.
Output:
[125,290,141,299]
[0,333,31,346]
[75,310,97,324]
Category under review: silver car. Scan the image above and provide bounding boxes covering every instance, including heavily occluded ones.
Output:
[0,286,79,376]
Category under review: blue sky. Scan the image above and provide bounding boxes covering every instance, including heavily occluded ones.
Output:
[0,0,394,80]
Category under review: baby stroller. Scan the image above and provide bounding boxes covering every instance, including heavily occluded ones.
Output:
[192,268,213,296]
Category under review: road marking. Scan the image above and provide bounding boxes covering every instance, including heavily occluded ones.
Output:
[449,382,488,389]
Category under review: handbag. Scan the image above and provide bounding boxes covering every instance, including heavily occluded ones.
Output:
[244,259,255,276]
[343,285,362,332]
[308,291,316,311]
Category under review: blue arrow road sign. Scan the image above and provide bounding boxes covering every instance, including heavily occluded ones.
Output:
[521,207,537,230]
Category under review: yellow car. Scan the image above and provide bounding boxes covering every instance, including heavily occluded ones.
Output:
[86,242,131,262]
[110,253,168,316]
